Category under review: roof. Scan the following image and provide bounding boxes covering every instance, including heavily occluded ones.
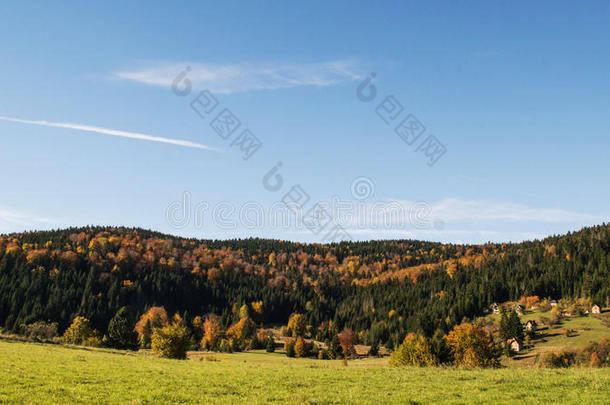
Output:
[507,338,523,345]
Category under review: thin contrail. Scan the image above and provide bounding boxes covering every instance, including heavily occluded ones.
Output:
[0,116,216,150]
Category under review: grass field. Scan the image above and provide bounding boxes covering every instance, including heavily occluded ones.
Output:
[482,310,610,367]
[1,340,609,404]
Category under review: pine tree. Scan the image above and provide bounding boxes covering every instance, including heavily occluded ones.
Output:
[107,307,139,350]
[499,310,510,341]
[508,311,524,341]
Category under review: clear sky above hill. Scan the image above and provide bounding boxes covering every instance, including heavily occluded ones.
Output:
[1,1,609,243]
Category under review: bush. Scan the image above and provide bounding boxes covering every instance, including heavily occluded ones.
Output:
[219,338,232,353]
[266,338,275,353]
[294,337,310,358]
[62,316,96,345]
[329,335,342,359]
[540,350,577,368]
[23,321,58,340]
[390,334,437,367]
[151,323,193,359]
[83,336,103,347]
[284,338,295,357]
[583,337,610,367]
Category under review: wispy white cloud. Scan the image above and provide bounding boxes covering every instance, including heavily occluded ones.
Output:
[114,60,362,94]
[0,207,60,233]
[0,116,215,150]
[429,198,598,223]
[328,197,603,243]
[333,198,598,228]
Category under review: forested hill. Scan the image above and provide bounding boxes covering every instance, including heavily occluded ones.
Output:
[1,225,608,345]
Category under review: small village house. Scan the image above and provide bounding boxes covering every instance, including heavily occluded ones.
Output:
[591,304,601,314]
[525,320,537,332]
[507,338,523,352]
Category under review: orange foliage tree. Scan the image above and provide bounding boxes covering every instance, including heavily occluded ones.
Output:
[338,328,356,358]
[202,314,221,350]
[135,306,169,348]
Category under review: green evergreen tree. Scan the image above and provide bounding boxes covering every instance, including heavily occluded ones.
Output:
[508,311,524,341]
[499,310,510,341]
[107,307,139,350]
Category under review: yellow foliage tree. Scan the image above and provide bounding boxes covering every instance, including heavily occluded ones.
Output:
[294,337,309,358]
[445,323,500,368]
[287,313,306,337]
[390,333,437,366]
[151,322,192,359]
[62,316,98,346]
[226,317,256,342]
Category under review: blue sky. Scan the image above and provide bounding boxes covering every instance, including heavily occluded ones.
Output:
[1,1,609,243]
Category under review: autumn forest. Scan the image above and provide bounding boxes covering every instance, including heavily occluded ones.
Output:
[1,224,608,350]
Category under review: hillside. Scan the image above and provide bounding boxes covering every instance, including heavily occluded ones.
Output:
[1,224,609,346]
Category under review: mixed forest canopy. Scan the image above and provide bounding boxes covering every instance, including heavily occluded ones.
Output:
[0,224,608,347]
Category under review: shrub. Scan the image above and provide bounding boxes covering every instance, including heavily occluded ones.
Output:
[390,334,437,367]
[151,323,193,359]
[249,329,271,350]
[294,337,310,358]
[329,335,342,359]
[590,352,602,368]
[540,350,577,368]
[583,337,610,367]
[107,307,138,350]
[83,336,103,347]
[284,338,295,357]
[62,316,96,345]
[219,338,232,353]
[23,321,58,340]
[266,338,275,353]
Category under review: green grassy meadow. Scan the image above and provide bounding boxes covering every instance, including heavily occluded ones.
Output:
[1,339,609,404]
[482,310,610,367]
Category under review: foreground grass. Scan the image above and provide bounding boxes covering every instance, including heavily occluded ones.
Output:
[1,340,609,404]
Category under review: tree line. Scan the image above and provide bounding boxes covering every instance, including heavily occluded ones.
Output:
[0,224,609,349]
